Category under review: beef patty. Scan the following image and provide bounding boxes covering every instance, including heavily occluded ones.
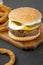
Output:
[9,28,40,37]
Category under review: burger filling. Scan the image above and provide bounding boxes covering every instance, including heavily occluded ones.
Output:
[8,20,41,30]
[8,19,41,37]
[9,28,40,37]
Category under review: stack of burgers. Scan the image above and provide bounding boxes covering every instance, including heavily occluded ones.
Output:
[8,7,42,41]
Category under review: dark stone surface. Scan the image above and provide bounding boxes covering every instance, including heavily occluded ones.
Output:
[0,0,43,65]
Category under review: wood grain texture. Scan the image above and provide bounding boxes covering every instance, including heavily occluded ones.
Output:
[0,23,43,50]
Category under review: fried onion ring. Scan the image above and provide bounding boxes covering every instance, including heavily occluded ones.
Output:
[0,48,15,65]
[0,12,4,17]
[0,20,8,32]
[0,11,8,32]
[0,5,11,32]
[0,4,11,24]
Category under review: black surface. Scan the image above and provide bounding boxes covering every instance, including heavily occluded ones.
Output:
[0,0,43,65]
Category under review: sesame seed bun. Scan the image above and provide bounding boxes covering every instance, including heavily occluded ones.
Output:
[8,7,42,22]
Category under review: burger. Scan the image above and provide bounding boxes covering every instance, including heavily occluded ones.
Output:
[8,7,42,41]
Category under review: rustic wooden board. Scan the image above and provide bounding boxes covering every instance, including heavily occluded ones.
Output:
[0,23,43,50]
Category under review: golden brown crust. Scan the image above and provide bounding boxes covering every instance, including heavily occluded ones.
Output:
[0,21,8,32]
[0,48,15,65]
[0,5,11,32]
[9,7,42,22]
[0,4,11,24]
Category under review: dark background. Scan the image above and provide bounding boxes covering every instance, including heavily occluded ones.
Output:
[0,0,43,65]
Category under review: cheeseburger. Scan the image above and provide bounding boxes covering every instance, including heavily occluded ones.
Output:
[8,7,42,41]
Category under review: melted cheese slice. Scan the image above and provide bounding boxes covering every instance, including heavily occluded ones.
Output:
[11,21,40,30]
[21,24,40,30]
[8,19,41,30]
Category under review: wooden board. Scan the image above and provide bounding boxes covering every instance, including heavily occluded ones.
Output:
[0,23,43,50]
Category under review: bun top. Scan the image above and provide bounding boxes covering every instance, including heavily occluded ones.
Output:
[9,7,42,22]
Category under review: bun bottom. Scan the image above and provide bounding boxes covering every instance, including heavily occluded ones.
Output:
[8,31,40,41]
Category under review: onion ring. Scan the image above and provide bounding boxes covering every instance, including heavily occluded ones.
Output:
[0,48,15,65]
[0,4,11,24]
[0,12,8,32]
[0,4,11,32]
[0,12,4,17]
[0,20,8,32]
